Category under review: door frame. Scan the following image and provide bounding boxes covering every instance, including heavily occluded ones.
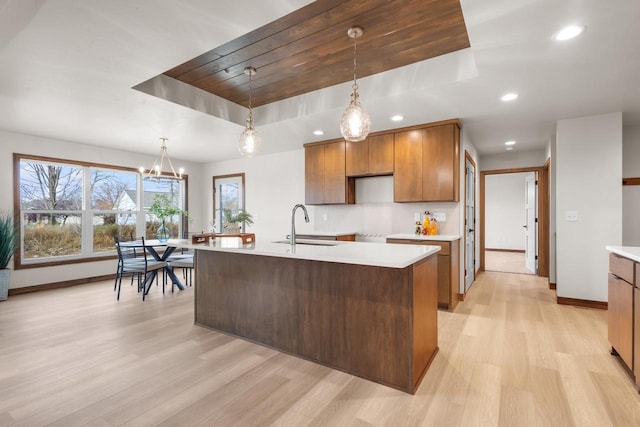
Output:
[464,151,477,294]
[479,165,549,277]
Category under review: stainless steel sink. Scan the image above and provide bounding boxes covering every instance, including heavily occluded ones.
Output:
[272,239,341,247]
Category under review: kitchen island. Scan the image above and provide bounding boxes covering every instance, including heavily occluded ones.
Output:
[176,238,440,394]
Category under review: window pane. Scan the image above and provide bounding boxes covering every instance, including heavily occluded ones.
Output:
[93,214,137,252]
[143,176,183,212]
[90,169,138,210]
[23,213,82,259]
[20,161,82,211]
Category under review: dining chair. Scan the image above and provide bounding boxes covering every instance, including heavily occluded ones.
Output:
[168,255,194,288]
[114,236,166,300]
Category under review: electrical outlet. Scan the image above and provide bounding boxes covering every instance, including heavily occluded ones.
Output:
[565,211,578,222]
[432,212,446,222]
[414,212,421,222]
[322,213,328,221]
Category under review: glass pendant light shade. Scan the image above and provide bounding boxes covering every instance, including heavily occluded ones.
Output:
[340,26,370,142]
[238,120,262,157]
[340,90,371,142]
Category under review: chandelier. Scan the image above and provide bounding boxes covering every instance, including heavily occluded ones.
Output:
[139,137,184,179]
[340,26,371,142]
[238,66,262,157]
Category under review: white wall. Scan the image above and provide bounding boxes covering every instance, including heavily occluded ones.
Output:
[485,172,532,251]
[622,125,640,245]
[480,149,547,171]
[0,130,205,289]
[204,149,314,239]
[556,112,622,302]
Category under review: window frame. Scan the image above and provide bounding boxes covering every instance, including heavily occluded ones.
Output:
[13,153,189,269]
[212,173,246,233]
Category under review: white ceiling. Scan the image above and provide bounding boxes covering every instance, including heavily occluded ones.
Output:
[0,0,639,163]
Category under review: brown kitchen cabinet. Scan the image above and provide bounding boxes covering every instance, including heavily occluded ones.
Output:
[305,140,354,205]
[394,121,460,202]
[635,263,640,389]
[608,253,634,370]
[346,134,394,177]
[387,237,460,311]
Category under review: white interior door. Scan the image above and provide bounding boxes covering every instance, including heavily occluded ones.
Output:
[465,158,475,290]
[524,173,537,273]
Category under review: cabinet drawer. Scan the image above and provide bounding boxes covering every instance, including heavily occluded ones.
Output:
[386,239,450,255]
[636,263,640,287]
[609,253,634,284]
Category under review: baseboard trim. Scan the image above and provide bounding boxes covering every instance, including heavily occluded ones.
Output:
[9,274,115,296]
[549,282,556,290]
[557,296,607,310]
[485,248,525,253]
[457,293,465,302]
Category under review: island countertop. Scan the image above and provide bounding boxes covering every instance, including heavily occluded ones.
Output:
[173,237,440,269]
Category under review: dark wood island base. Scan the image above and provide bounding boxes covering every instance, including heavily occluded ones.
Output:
[194,250,439,394]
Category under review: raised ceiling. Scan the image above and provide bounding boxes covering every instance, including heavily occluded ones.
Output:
[162,0,470,108]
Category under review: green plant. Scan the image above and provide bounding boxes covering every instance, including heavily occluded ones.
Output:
[222,208,254,227]
[149,194,188,220]
[0,212,18,269]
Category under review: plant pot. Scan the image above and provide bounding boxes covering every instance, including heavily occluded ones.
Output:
[157,219,171,242]
[0,269,9,301]
[224,224,241,235]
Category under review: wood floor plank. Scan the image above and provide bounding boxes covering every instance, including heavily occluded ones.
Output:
[0,272,639,426]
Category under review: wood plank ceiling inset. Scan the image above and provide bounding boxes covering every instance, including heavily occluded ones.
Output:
[163,0,470,108]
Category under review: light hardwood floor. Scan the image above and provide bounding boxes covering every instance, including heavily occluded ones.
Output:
[1,272,639,426]
[485,250,534,275]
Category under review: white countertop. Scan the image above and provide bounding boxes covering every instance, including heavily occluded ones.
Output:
[173,237,440,269]
[293,231,356,237]
[606,246,640,263]
[386,233,462,242]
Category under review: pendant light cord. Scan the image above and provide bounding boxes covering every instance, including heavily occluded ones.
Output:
[352,35,358,98]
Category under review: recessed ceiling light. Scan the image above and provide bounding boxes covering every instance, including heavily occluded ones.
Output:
[313,130,324,136]
[553,25,586,41]
[501,93,518,101]
[391,115,404,122]
[506,147,514,151]
[504,140,516,146]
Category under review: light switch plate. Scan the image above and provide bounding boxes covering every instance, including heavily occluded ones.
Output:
[565,211,578,221]
[432,212,446,222]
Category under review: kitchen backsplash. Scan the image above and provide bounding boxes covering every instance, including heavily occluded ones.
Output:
[313,176,461,241]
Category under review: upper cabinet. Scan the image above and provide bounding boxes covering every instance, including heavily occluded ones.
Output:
[346,134,394,177]
[305,119,460,205]
[394,121,460,202]
[305,140,354,205]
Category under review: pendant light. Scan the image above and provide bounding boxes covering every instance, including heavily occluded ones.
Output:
[340,26,371,142]
[238,66,262,157]
[138,137,184,179]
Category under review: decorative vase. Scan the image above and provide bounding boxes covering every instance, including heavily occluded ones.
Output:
[224,224,241,235]
[0,269,9,301]
[157,219,171,242]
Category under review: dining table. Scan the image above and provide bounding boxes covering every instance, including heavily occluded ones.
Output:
[119,239,185,297]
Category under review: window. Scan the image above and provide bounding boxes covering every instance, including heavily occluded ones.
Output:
[213,174,245,233]
[14,154,188,268]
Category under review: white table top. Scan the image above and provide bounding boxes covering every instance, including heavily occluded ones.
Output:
[386,233,462,242]
[173,237,440,269]
[605,246,640,263]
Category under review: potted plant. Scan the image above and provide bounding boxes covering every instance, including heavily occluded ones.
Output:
[0,211,18,301]
[222,208,254,234]
[149,194,188,242]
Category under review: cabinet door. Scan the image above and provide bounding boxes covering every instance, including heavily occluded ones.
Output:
[422,124,458,201]
[369,134,394,175]
[305,144,324,205]
[437,255,450,307]
[394,130,423,202]
[324,141,347,204]
[609,273,633,368]
[635,286,639,385]
[346,139,369,177]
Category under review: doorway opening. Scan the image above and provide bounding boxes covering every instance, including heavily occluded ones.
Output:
[480,166,549,277]
[464,151,477,293]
